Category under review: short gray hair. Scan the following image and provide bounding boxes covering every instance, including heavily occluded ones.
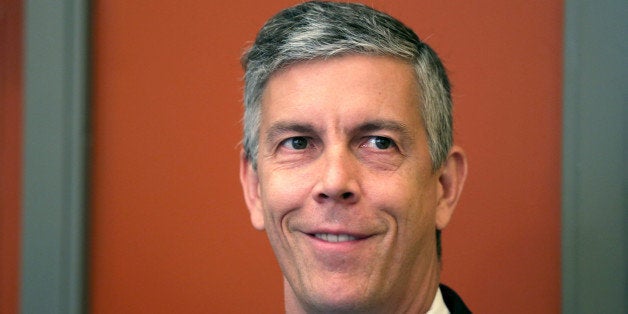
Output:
[242,1,453,171]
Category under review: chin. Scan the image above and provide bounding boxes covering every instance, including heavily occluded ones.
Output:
[303,296,373,314]
[294,280,383,313]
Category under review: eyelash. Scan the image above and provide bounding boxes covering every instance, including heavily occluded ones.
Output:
[279,136,313,150]
[278,136,397,151]
[360,136,397,150]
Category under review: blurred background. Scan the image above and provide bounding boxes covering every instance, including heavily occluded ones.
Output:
[1,0,625,313]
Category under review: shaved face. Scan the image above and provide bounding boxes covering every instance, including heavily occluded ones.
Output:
[241,55,453,313]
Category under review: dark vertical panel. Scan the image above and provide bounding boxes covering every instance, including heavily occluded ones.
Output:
[562,0,627,313]
[21,0,90,313]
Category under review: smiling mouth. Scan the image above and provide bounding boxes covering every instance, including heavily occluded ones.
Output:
[313,233,358,243]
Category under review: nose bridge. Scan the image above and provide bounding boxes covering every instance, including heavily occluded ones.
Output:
[315,143,360,203]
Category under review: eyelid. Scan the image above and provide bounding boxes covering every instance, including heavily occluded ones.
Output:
[360,135,396,147]
[278,136,315,151]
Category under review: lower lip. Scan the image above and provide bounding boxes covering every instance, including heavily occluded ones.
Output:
[307,234,372,253]
[304,234,376,270]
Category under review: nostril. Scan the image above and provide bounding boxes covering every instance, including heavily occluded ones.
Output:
[315,192,356,202]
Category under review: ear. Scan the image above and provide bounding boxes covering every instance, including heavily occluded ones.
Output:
[239,150,265,230]
[435,145,468,230]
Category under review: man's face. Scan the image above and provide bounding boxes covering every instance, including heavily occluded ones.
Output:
[241,55,456,312]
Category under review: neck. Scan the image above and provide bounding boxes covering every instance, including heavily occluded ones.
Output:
[385,255,440,314]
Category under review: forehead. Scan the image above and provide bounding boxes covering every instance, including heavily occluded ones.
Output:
[260,55,422,127]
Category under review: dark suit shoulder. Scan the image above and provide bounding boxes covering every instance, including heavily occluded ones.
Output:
[439,284,472,314]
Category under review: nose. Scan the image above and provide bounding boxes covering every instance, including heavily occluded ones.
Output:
[313,147,360,204]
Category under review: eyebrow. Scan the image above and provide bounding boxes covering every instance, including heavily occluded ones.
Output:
[355,119,411,136]
[264,122,317,145]
[264,119,414,144]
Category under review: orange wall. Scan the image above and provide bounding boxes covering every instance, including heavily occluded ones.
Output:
[90,1,562,313]
[0,1,22,314]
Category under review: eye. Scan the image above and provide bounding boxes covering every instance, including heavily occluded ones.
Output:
[362,136,395,150]
[280,136,309,150]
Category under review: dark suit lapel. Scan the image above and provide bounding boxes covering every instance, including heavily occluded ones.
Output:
[439,284,472,314]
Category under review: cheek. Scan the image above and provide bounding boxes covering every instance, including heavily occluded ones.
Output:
[257,169,312,264]
[369,171,438,230]
[259,169,312,220]
[382,184,439,268]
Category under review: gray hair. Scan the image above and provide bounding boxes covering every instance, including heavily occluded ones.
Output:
[241,1,453,171]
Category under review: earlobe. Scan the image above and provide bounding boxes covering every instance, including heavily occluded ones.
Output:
[435,146,468,230]
[239,150,265,230]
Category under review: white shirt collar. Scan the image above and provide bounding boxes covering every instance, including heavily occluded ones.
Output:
[426,287,450,314]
